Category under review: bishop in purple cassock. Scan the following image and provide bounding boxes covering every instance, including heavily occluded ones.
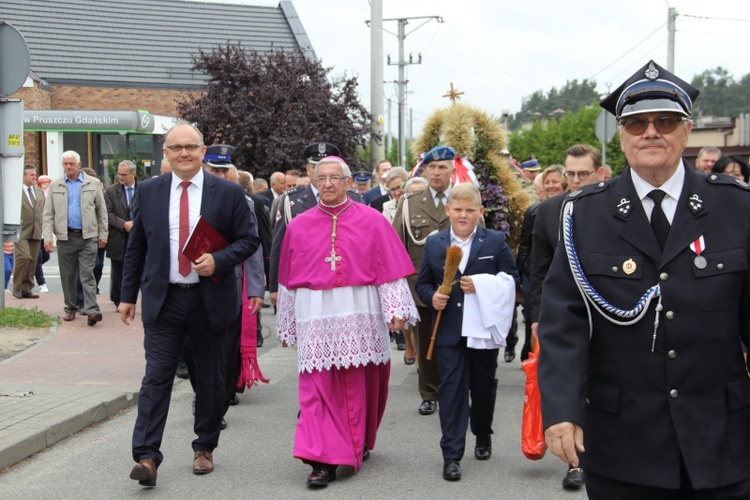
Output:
[276,156,419,489]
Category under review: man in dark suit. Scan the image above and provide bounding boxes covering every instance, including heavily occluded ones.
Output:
[392,146,454,416]
[363,159,392,205]
[416,183,518,481]
[539,60,750,497]
[13,164,45,299]
[268,143,363,305]
[120,123,258,487]
[105,160,137,309]
[257,171,284,209]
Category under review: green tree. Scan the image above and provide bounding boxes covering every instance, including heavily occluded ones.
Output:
[509,106,626,175]
[512,79,600,128]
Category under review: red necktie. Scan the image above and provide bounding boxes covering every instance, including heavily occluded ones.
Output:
[179,181,192,277]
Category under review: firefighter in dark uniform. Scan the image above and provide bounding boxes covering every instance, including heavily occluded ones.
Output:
[269,143,363,305]
[538,60,750,498]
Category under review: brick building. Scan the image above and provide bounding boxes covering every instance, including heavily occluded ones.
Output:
[3,0,315,180]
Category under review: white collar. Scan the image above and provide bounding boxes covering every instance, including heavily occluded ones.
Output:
[630,160,685,203]
[171,168,204,190]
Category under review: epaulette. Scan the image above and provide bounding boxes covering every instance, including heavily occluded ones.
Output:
[286,185,305,196]
[347,187,359,195]
[403,188,426,199]
[706,173,750,190]
[565,180,609,201]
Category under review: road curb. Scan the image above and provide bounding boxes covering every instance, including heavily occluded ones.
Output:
[0,390,138,471]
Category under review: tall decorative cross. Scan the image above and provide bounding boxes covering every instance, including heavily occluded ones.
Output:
[442,83,465,105]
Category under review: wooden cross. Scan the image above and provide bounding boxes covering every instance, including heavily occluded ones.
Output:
[442,83,464,104]
[325,248,342,271]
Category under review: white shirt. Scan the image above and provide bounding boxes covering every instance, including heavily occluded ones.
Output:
[630,161,685,224]
[449,225,477,273]
[169,169,203,284]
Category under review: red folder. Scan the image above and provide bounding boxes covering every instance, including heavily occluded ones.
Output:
[182,216,228,282]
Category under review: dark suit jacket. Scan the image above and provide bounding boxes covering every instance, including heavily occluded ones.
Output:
[538,165,750,489]
[105,182,136,261]
[246,191,271,279]
[20,185,44,241]
[121,172,258,332]
[414,226,519,346]
[529,193,565,322]
[369,193,390,213]
[363,185,385,205]
[268,184,363,293]
[257,188,274,209]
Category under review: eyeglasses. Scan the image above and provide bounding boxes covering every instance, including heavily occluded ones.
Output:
[117,172,133,177]
[314,175,347,185]
[164,144,203,152]
[619,115,685,135]
[562,170,595,181]
[387,183,405,193]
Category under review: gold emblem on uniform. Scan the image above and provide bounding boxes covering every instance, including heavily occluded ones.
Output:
[622,258,636,275]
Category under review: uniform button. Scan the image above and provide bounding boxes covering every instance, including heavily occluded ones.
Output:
[611,266,618,273]
[598,182,605,188]
[669,389,678,399]
[457,302,462,307]
[717,263,724,270]
[667,350,677,359]
[585,398,591,405]
[660,272,669,281]
[665,311,675,320]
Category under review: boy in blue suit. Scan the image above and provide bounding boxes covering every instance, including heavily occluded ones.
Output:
[415,183,519,481]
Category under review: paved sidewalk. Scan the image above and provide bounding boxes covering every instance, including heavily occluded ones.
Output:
[0,292,274,471]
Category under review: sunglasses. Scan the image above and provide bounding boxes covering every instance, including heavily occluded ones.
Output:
[619,115,685,135]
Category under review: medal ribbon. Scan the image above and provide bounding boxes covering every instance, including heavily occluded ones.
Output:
[689,235,705,255]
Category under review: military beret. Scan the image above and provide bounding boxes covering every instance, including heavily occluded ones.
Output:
[423,145,456,164]
[304,142,340,164]
[204,144,235,168]
[600,60,699,119]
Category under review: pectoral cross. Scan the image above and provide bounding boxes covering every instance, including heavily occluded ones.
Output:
[325,248,342,271]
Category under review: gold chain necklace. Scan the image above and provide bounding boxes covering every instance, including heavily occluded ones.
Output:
[317,199,353,271]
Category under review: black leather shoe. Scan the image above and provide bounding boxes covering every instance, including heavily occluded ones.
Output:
[443,460,461,481]
[418,400,437,415]
[363,447,370,461]
[307,467,336,488]
[474,435,491,460]
[175,366,189,379]
[220,418,227,430]
[394,330,406,350]
[192,395,196,416]
[562,466,585,489]
[257,334,264,347]
[504,348,515,363]
[229,394,239,406]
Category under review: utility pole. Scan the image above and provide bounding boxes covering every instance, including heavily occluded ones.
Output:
[369,0,385,170]
[667,7,676,72]
[374,15,442,166]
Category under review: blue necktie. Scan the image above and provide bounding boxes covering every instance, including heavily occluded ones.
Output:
[126,186,133,219]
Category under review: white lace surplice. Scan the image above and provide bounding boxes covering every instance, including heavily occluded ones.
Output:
[276,278,419,373]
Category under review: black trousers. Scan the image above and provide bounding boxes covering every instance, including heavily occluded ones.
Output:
[132,286,226,466]
[435,341,499,460]
[184,310,241,417]
[110,258,124,306]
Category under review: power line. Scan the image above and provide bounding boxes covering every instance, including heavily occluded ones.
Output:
[588,22,666,80]
[681,14,750,23]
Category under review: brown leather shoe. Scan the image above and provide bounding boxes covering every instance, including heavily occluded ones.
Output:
[12,290,22,299]
[130,458,157,487]
[193,451,214,475]
[87,312,103,326]
[21,291,39,299]
[307,467,336,488]
[62,312,76,321]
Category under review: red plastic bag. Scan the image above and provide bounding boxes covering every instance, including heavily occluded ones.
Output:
[521,340,546,460]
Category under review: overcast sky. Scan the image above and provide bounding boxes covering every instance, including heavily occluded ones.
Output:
[205,0,750,136]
